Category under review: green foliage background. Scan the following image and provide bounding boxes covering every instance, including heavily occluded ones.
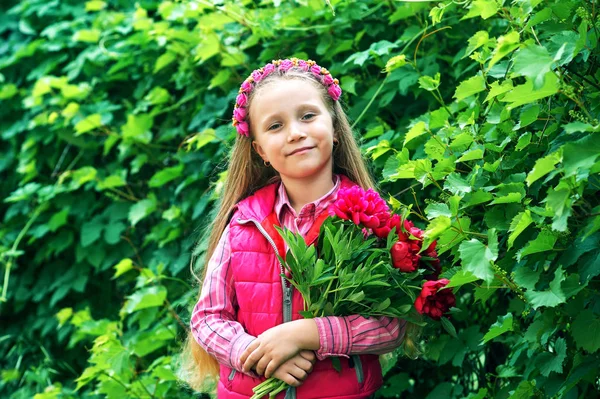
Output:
[1,0,599,398]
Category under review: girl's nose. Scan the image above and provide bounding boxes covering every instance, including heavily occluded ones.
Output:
[287,122,307,141]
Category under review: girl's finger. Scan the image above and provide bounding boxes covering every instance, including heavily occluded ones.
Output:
[293,357,313,373]
[242,347,264,373]
[279,372,302,387]
[298,350,316,364]
[288,365,309,382]
[255,356,271,376]
[240,340,259,365]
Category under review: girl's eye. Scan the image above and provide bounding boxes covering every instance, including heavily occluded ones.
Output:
[302,113,316,120]
[268,123,281,131]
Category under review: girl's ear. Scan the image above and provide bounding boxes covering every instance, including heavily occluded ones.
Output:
[252,140,268,162]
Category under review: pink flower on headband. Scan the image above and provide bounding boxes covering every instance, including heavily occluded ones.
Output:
[279,59,294,72]
[263,63,276,76]
[236,93,248,107]
[328,84,342,101]
[233,107,246,121]
[310,65,322,79]
[251,70,263,83]
[232,58,343,137]
[297,59,309,71]
[236,121,249,137]
[240,80,252,93]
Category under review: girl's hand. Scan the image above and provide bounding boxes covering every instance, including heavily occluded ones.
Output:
[241,323,302,377]
[271,350,316,387]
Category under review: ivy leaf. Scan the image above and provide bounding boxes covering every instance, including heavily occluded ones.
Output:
[571,309,600,353]
[425,203,451,219]
[404,121,427,146]
[122,286,167,314]
[128,197,157,226]
[482,313,513,344]
[458,233,497,283]
[508,381,535,399]
[441,317,457,338]
[418,73,440,92]
[462,0,499,20]
[535,338,567,376]
[508,210,533,249]
[487,31,520,71]
[517,230,558,261]
[454,74,486,101]
[113,258,134,279]
[525,267,566,309]
[81,219,103,247]
[74,114,102,135]
[526,151,561,186]
[148,163,183,188]
[484,80,513,103]
[121,113,153,144]
[545,186,572,232]
[513,44,554,89]
[562,133,600,180]
[501,72,559,109]
[422,216,452,252]
[446,269,479,289]
[444,173,472,195]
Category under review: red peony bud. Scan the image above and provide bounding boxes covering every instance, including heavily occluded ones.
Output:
[391,241,420,272]
[414,279,455,320]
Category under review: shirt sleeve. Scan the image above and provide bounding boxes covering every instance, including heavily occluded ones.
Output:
[313,316,407,360]
[189,225,258,377]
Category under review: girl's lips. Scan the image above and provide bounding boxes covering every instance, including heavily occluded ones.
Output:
[288,146,314,156]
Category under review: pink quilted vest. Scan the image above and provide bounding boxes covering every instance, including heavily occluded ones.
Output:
[217,175,383,399]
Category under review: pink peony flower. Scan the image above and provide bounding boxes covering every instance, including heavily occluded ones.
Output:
[328,84,342,101]
[279,59,294,72]
[331,186,390,230]
[236,93,248,108]
[391,241,421,273]
[233,107,247,121]
[415,279,455,320]
[236,121,249,137]
[323,74,334,86]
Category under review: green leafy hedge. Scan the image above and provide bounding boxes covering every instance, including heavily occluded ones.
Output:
[1,0,599,398]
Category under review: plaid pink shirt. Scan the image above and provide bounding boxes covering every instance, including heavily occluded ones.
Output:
[190,175,407,376]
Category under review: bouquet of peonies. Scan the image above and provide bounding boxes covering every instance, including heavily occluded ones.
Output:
[251,186,456,399]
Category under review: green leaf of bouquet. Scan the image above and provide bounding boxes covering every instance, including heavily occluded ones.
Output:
[535,337,567,376]
[571,309,600,353]
[458,234,497,283]
[482,313,513,344]
[422,216,452,252]
[526,151,561,186]
[501,72,559,109]
[454,74,486,101]
[516,230,558,261]
[440,317,457,338]
[524,266,566,309]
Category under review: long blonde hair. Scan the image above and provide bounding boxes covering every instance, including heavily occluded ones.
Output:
[181,67,398,391]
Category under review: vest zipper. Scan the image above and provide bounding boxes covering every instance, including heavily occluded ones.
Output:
[352,355,364,384]
[228,368,236,381]
[237,218,296,397]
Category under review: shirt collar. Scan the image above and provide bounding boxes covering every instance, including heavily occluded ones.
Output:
[275,174,341,221]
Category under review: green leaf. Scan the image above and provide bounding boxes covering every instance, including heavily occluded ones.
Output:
[446,269,479,289]
[490,192,522,205]
[571,309,600,353]
[425,203,451,219]
[422,216,452,252]
[73,29,101,43]
[418,73,440,92]
[562,133,600,180]
[148,163,183,188]
[484,80,513,103]
[458,235,497,283]
[487,31,520,71]
[404,121,427,146]
[103,222,126,245]
[501,72,559,109]
[154,52,176,73]
[441,317,457,338]
[515,132,532,151]
[121,113,153,144]
[525,267,566,309]
[535,337,567,376]
[526,151,561,186]
[464,31,490,58]
[81,219,103,247]
[74,114,102,135]
[97,175,126,190]
[508,210,533,249]
[454,74,486,101]
[123,286,167,314]
[517,230,558,261]
[113,258,134,279]
[128,197,157,226]
[482,313,513,344]
[513,45,554,88]
[462,0,499,20]
[443,173,472,195]
[85,1,107,11]
[48,208,69,232]
[519,104,540,128]
[508,381,535,399]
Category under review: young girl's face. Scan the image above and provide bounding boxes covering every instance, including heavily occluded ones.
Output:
[250,78,335,182]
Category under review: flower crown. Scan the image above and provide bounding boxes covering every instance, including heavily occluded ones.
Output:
[231,58,342,137]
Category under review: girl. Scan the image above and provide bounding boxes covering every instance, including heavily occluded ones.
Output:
[185,58,409,399]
